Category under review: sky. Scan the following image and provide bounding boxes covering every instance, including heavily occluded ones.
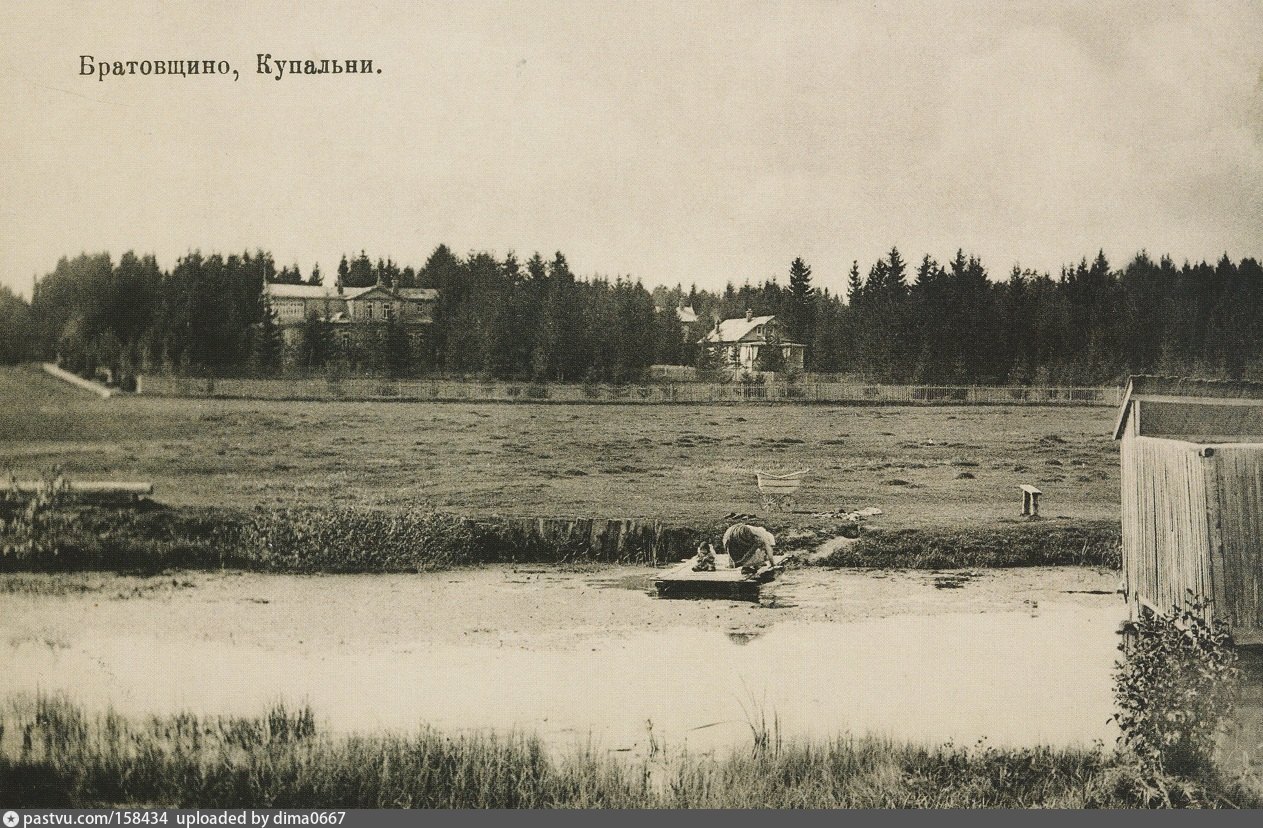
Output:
[1,0,1261,300]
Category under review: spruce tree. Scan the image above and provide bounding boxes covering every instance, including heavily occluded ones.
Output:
[253,295,283,371]
[787,257,815,368]
[846,261,864,306]
[298,310,333,368]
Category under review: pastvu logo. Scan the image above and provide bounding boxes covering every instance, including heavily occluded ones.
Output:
[3,810,19,827]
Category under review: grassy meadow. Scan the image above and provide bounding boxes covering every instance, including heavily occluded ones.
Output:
[0,366,1120,529]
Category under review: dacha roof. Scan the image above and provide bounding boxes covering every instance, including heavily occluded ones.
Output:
[704,314,777,344]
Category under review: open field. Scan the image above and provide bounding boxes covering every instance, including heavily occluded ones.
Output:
[1,366,1120,529]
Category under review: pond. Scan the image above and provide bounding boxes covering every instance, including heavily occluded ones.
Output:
[1,566,1128,756]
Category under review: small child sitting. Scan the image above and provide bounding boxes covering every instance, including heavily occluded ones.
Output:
[692,542,717,572]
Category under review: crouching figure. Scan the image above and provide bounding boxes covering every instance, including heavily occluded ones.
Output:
[722,523,777,576]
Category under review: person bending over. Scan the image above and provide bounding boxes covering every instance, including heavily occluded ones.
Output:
[722,523,777,575]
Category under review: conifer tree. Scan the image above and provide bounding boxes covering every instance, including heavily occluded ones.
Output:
[253,295,283,371]
[336,255,350,288]
[787,257,815,368]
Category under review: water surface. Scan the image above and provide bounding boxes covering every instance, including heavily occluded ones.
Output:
[1,568,1127,755]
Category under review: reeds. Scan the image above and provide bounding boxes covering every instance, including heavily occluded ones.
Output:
[3,695,1252,808]
[0,500,1124,575]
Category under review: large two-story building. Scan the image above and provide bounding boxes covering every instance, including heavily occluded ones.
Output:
[264,280,438,361]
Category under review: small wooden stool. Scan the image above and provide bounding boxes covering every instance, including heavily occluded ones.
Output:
[1020,484,1042,517]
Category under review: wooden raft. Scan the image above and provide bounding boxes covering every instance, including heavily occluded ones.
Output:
[654,553,790,601]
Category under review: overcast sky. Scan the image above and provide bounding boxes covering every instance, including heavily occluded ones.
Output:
[1,0,1261,299]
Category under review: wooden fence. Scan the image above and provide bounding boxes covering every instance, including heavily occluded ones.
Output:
[138,375,1123,407]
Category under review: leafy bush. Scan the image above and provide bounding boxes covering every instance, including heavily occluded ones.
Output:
[1113,597,1241,781]
[1,471,73,560]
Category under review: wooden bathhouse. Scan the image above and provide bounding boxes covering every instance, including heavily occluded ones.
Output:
[1114,376,1263,644]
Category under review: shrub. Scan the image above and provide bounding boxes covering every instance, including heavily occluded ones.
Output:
[1,471,73,560]
[0,501,245,573]
[1113,597,1241,782]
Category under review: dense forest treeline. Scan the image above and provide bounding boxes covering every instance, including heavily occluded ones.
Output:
[2,245,1261,385]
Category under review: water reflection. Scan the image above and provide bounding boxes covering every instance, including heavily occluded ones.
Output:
[3,606,1124,756]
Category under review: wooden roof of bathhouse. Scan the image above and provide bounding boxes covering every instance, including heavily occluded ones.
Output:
[1113,375,1263,440]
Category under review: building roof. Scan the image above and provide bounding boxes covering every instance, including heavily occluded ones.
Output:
[676,305,698,324]
[1113,375,1263,439]
[266,283,338,299]
[704,315,777,343]
[264,283,437,302]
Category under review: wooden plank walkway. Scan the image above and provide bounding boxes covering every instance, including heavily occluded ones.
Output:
[654,553,791,601]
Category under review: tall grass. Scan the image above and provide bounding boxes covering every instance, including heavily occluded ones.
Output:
[0,499,1123,575]
[0,502,251,573]
[0,502,715,574]
[1,696,1254,808]
[820,521,1121,569]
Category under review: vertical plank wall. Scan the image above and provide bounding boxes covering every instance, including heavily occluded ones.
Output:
[1206,445,1263,639]
[1123,429,1263,640]
[1121,434,1212,618]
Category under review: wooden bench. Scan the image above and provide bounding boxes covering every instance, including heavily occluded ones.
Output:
[9,480,154,503]
[1020,484,1042,517]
